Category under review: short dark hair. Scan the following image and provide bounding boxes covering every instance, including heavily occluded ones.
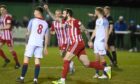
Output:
[104,6,111,11]
[95,7,104,15]
[64,8,73,17]
[0,5,7,10]
[35,6,44,14]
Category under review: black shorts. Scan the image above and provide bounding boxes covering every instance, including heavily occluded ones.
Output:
[108,33,116,46]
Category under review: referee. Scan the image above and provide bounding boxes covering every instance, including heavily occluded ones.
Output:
[104,6,118,67]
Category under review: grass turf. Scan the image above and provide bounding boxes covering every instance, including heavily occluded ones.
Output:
[0,45,140,84]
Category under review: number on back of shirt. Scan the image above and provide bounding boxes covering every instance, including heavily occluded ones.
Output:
[37,24,43,34]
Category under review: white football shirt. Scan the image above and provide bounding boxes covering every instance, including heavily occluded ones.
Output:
[27,18,48,47]
[95,17,109,42]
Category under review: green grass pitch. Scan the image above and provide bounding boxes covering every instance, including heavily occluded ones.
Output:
[0,45,140,84]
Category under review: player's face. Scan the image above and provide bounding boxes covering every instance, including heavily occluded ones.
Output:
[55,11,62,18]
[0,7,7,15]
[34,10,41,18]
[95,10,99,17]
[62,10,67,18]
[104,8,109,15]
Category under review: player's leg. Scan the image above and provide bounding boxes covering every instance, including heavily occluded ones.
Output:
[93,53,100,78]
[16,56,30,83]
[79,54,104,70]
[62,51,75,75]
[0,42,10,67]
[52,52,75,84]
[110,46,118,67]
[78,45,111,79]
[16,45,34,83]
[79,54,112,79]
[98,55,108,79]
[60,45,75,75]
[34,58,40,84]
[106,38,114,65]
[33,47,43,84]
[98,43,111,79]
[7,40,20,69]
[92,42,101,78]
[62,52,75,79]
[109,35,118,67]
[106,50,114,64]
[8,46,20,69]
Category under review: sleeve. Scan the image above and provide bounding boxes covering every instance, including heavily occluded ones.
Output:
[5,16,12,24]
[50,23,55,31]
[108,16,114,25]
[27,19,33,31]
[103,19,109,29]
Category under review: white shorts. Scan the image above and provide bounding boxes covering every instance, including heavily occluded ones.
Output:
[93,41,106,56]
[24,45,43,58]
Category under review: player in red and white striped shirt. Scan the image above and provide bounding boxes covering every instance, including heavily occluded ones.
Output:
[51,17,67,54]
[0,5,20,69]
[44,5,75,74]
[52,8,111,84]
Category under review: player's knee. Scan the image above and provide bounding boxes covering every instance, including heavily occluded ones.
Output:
[63,58,69,61]
[35,58,40,64]
[24,57,30,64]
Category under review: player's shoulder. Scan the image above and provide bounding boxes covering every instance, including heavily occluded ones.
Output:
[29,18,36,22]
[74,18,80,22]
[5,13,12,17]
[107,16,113,20]
[41,19,48,27]
[103,18,109,23]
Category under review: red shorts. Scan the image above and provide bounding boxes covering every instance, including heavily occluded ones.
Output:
[0,38,13,47]
[68,41,86,58]
[59,44,68,51]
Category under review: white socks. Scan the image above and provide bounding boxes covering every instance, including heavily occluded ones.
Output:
[20,76,24,80]
[33,78,38,82]
[60,78,65,81]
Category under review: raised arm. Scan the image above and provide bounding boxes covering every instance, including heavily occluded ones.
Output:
[44,4,56,20]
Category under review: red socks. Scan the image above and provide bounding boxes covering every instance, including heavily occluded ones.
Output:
[62,60,70,78]
[88,61,104,70]
[11,51,19,64]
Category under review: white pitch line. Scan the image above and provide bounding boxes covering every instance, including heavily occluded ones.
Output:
[0,66,84,70]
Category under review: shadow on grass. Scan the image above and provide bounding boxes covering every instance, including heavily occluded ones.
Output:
[112,66,123,72]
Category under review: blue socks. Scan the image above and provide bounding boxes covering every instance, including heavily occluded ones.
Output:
[21,63,28,77]
[34,64,40,79]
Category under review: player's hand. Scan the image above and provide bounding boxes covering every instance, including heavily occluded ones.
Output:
[88,41,93,48]
[88,13,94,17]
[44,4,48,10]
[44,48,48,56]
